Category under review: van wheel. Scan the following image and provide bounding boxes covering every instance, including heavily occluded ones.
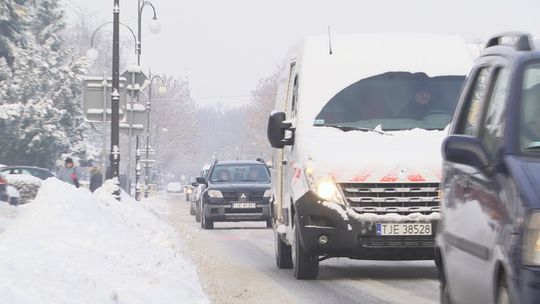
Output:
[266,220,273,228]
[292,215,319,279]
[439,264,451,304]
[496,275,511,304]
[275,229,293,269]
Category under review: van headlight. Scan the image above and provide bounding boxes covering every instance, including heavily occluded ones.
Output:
[263,189,272,198]
[524,212,540,266]
[315,180,344,204]
[208,190,223,198]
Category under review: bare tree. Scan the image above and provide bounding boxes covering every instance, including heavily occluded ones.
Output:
[246,68,279,159]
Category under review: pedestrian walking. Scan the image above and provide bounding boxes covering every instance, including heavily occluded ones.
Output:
[89,166,103,192]
[57,157,80,188]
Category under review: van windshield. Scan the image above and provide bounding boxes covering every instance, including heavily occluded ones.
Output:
[314,72,466,131]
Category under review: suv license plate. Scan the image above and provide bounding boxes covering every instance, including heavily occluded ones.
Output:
[232,202,256,209]
[376,223,432,236]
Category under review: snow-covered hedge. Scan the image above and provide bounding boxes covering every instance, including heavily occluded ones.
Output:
[4,174,42,204]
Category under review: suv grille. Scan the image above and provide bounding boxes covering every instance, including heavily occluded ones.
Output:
[338,183,440,214]
[221,191,265,202]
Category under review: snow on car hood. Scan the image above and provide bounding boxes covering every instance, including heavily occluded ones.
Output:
[299,126,446,183]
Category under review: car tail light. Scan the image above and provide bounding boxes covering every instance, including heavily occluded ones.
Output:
[0,176,7,185]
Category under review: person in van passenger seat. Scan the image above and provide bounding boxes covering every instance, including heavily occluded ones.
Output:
[400,83,449,120]
[349,87,390,121]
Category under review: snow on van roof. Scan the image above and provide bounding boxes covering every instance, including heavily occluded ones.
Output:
[289,33,474,126]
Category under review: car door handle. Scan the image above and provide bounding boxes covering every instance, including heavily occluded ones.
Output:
[282,160,288,165]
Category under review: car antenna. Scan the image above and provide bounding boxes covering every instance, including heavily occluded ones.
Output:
[328,25,333,55]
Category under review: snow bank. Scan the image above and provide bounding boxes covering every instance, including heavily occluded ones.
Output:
[0,203,27,233]
[0,179,208,304]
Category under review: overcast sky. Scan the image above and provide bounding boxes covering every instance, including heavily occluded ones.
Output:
[64,0,540,107]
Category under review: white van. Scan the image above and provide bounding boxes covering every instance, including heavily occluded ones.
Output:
[267,33,473,279]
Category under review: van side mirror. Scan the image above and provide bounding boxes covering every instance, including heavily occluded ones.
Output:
[196,177,206,184]
[443,135,490,170]
[267,111,294,149]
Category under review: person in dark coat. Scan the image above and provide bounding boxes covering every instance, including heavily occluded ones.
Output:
[89,166,103,192]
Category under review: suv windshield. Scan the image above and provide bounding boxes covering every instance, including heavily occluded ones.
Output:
[210,164,270,183]
[314,72,465,131]
[520,63,540,156]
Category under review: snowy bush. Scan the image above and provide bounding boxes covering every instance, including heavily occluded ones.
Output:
[5,174,41,204]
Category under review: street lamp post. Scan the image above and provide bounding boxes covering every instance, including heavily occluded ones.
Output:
[87,21,138,192]
[143,73,166,198]
[111,0,121,200]
[134,0,160,200]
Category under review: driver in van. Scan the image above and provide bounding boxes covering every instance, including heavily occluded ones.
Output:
[400,83,449,120]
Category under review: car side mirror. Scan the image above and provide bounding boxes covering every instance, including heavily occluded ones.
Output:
[191,182,198,187]
[196,177,206,184]
[267,111,294,149]
[443,135,490,171]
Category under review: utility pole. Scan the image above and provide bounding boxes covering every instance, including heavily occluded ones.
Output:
[110,0,121,200]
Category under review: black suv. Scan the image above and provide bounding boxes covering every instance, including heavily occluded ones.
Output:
[437,32,540,304]
[197,160,272,229]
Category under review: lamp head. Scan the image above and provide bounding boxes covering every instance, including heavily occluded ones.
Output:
[149,17,161,35]
[86,47,99,61]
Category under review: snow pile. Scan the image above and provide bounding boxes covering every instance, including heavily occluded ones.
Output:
[0,203,27,233]
[5,174,42,204]
[0,179,209,304]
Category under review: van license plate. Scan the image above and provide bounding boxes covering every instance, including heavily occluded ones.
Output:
[232,202,256,209]
[376,223,432,236]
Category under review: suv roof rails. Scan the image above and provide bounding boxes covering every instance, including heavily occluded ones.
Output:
[485,32,533,51]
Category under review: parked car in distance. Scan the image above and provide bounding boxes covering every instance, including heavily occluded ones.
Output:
[198,160,272,229]
[0,175,20,205]
[166,182,183,193]
[0,166,54,180]
[437,32,540,304]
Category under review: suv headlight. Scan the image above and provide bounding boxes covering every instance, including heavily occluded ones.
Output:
[208,190,223,198]
[263,189,272,198]
[314,180,344,204]
[524,212,540,266]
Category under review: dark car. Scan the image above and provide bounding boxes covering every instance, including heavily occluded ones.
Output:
[197,160,272,229]
[437,32,540,304]
[0,166,54,180]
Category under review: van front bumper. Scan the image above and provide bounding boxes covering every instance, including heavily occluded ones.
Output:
[294,191,437,260]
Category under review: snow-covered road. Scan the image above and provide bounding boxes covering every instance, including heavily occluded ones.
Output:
[165,194,440,304]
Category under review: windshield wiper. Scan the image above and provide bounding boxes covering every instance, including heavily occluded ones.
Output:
[319,124,392,135]
[211,179,229,183]
[525,145,540,151]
